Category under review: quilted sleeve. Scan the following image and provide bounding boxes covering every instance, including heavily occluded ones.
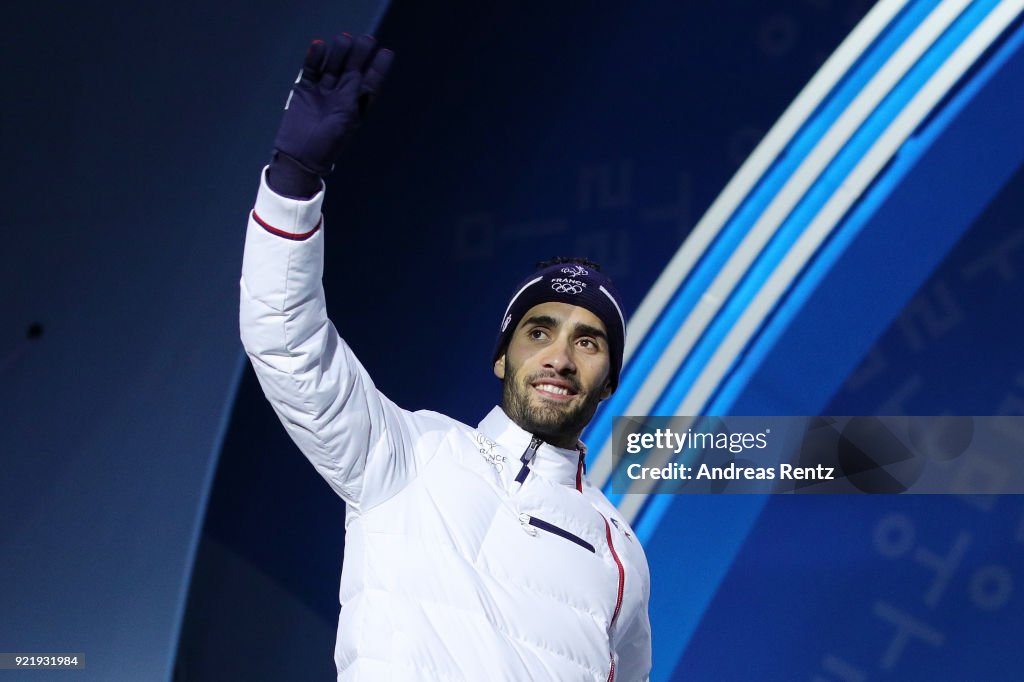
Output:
[239,168,421,511]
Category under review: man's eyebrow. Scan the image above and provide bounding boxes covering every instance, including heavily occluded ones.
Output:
[520,315,560,329]
[574,323,607,341]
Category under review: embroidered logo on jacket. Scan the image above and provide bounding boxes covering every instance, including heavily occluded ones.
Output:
[475,433,506,472]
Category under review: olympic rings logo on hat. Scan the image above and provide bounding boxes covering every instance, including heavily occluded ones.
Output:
[551,281,584,294]
[501,314,512,331]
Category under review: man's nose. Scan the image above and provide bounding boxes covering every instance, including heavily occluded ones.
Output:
[542,338,577,374]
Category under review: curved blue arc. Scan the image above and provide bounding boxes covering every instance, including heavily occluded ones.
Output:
[652,13,1024,681]
[708,4,1024,420]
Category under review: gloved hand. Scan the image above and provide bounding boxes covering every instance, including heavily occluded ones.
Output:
[268,33,394,198]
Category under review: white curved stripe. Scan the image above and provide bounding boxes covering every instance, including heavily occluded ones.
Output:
[599,285,627,341]
[677,0,1024,418]
[617,0,1024,522]
[500,276,543,330]
[593,0,957,490]
[621,0,911,364]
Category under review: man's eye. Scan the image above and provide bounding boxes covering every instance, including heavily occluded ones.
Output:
[579,338,598,350]
[528,328,547,340]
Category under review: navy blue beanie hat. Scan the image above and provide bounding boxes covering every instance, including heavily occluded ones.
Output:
[493,259,627,391]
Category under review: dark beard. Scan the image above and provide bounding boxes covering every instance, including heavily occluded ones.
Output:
[501,365,604,448]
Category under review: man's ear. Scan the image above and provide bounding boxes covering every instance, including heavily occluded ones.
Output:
[600,379,613,401]
[493,354,506,380]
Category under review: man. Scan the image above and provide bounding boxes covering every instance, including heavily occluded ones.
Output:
[239,32,652,681]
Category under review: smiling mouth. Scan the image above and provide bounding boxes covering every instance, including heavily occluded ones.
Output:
[532,382,578,400]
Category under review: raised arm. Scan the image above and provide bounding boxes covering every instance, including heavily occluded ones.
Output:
[239,34,427,511]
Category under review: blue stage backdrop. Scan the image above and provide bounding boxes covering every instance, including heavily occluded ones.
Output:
[2,1,1022,681]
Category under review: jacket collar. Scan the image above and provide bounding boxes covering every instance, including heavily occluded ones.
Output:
[478,406,585,488]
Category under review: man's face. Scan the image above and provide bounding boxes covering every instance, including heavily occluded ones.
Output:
[494,302,613,448]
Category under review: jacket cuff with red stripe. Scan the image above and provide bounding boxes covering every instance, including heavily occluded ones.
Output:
[251,165,325,241]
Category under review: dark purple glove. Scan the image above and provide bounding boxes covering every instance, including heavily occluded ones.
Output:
[267,34,394,198]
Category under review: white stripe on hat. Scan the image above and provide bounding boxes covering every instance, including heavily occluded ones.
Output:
[500,277,543,329]
[599,285,626,341]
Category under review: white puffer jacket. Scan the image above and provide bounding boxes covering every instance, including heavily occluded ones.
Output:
[239,171,652,681]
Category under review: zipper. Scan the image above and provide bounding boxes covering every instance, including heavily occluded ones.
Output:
[518,513,595,553]
[511,437,543,492]
[575,448,585,493]
[603,516,625,682]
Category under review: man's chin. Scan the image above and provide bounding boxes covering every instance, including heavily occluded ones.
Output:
[502,380,594,444]
[522,404,584,437]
